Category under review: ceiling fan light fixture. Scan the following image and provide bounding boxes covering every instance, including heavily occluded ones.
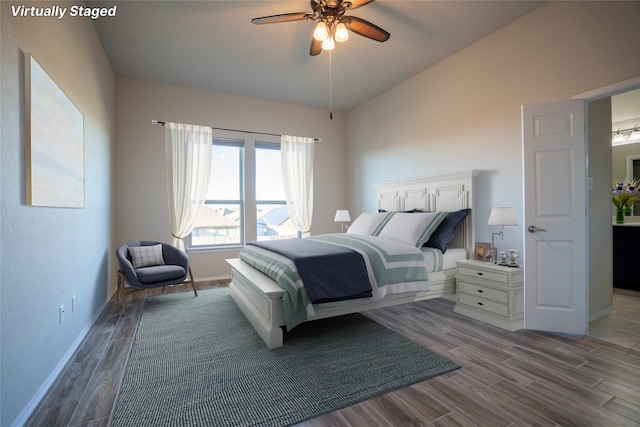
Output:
[322,37,336,50]
[313,21,329,41]
[334,22,349,43]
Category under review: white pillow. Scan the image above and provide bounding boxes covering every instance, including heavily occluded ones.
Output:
[346,212,392,236]
[377,212,448,247]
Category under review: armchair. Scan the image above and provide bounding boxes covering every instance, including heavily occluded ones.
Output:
[116,240,197,313]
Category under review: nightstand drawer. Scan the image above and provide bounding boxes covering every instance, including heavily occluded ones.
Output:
[458,293,508,316]
[458,266,510,284]
[458,281,508,303]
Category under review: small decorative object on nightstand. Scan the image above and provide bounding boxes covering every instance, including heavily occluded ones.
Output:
[507,249,520,267]
[454,259,524,331]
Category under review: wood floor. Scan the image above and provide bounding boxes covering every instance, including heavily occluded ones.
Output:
[26,282,640,427]
[589,289,640,350]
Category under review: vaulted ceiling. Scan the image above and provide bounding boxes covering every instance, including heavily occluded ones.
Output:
[89,1,545,112]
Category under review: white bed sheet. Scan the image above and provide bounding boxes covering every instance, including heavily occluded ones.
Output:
[421,247,467,272]
[442,248,467,270]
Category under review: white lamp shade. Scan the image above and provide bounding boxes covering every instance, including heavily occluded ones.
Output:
[334,210,351,222]
[613,132,626,144]
[313,21,328,41]
[334,22,349,43]
[487,207,518,226]
[322,37,335,51]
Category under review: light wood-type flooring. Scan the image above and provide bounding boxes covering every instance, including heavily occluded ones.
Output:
[589,289,640,350]
[25,282,640,427]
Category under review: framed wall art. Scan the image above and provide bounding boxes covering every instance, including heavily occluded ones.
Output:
[25,53,84,208]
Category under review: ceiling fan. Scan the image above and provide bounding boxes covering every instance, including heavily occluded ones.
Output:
[251,0,390,56]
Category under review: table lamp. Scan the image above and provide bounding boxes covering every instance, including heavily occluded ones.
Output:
[334,210,351,232]
[487,207,518,264]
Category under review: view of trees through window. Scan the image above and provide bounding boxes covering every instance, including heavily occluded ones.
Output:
[189,136,297,249]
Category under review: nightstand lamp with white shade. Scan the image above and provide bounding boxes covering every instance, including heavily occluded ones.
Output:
[334,209,351,232]
[487,207,518,264]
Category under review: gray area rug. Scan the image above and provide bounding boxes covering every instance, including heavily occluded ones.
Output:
[112,287,459,426]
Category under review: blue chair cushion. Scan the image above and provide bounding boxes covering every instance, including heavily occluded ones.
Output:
[135,265,186,285]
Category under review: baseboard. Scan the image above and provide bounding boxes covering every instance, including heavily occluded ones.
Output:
[195,275,232,283]
[10,299,109,427]
[589,306,613,322]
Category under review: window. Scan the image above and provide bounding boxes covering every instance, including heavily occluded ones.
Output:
[255,142,298,241]
[189,132,295,250]
[190,139,243,248]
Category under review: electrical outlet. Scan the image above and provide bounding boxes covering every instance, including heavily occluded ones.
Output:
[72,295,76,313]
[59,305,65,324]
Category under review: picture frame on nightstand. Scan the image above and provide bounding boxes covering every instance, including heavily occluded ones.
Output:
[475,242,491,260]
[484,248,497,263]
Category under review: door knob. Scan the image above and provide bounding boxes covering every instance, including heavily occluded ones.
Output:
[528,225,547,233]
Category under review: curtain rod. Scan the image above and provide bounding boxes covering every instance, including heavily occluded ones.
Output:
[151,120,321,142]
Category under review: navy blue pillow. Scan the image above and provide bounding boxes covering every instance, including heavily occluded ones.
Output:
[423,209,470,253]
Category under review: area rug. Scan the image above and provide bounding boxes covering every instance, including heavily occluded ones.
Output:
[111,287,459,426]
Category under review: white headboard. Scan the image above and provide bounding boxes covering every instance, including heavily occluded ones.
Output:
[373,171,479,257]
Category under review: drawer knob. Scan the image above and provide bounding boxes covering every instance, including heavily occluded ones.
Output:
[477,272,484,276]
[477,302,484,306]
[477,289,484,293]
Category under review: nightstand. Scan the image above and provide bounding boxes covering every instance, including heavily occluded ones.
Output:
[453,259,524,331]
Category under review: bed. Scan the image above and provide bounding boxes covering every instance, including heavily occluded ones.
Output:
[226,171,478,348]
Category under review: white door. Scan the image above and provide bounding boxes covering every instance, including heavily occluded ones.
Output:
[522,100,588,335]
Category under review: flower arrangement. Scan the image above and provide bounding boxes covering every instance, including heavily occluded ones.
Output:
[612,179,640,210]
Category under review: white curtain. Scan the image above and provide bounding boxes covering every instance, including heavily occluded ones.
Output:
[165,122,213,250]
[281,135,314,236]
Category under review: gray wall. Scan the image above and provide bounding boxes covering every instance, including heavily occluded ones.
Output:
[0,2,115,425]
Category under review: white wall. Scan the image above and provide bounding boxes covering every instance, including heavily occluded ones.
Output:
[0,2,114,425]
[113,78,348,288]
[347,1,640,264]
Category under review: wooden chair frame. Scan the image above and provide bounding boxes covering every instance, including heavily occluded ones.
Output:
[117,266,198,314]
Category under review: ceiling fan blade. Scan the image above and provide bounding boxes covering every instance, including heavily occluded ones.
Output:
[310,0,323,13]
[344,0,375,10]
[251,12,312,25]
[310,38,322,56]
[342,15,390,42]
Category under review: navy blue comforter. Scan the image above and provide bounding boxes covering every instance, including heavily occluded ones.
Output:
[247,238,372,303]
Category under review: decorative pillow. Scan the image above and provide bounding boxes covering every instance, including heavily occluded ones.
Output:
[378,212,448,247]
[128,244,165,269]
[346,212,393,236]
[423,209,471,253]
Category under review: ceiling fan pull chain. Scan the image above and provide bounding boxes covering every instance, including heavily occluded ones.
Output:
[329,49,333,120]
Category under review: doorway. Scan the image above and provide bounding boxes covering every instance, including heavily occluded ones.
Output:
[582,82,640,345]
